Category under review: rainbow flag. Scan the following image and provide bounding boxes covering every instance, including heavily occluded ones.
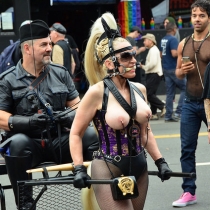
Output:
[118,0,141,38]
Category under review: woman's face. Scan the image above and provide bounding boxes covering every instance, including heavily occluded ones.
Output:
[164,19,169,28]
[114,41,137,78]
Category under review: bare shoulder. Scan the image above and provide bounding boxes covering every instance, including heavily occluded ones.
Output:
[178,38,187,51]
[130,82,147,97]
[86,81,103,96]
[81,81,104,105]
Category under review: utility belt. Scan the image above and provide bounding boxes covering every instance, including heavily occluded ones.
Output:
[92,149,147,178]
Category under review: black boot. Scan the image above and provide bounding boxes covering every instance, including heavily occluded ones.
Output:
[4,155,35,209]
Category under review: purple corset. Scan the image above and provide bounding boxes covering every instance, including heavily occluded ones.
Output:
[92,110,142,156]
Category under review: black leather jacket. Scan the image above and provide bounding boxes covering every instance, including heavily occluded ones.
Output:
[0,60,79,115]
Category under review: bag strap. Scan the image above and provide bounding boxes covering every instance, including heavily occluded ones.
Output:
[29,66,50,89]
[23,67,54,121]
[103,78,137,118]
[130,83,145,101]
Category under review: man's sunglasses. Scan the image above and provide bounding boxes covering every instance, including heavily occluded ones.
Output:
[118,51,136,62]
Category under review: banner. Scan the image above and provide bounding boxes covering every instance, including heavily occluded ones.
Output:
[118,0,141,38]
[52,0,116,4]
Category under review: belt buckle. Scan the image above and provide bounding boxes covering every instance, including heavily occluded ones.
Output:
[114,155,121,162]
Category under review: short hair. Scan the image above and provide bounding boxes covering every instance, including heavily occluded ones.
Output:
[191,0,210,17]
[130,26,142,35]
[166,22,177,32]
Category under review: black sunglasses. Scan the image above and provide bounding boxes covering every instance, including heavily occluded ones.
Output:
[119,51,136,62]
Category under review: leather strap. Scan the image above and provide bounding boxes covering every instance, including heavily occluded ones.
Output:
[30,66,50,89]
[103,77,137,118]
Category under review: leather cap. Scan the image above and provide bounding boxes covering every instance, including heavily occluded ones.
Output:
[19,19,50,43]
[49,23,66,35]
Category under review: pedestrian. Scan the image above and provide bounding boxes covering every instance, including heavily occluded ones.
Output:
[160,22,186,122]
[140,33,166,120]
[126,26,146,83]
[172,0,210,207]
[126,26,146,55]
[163,16,181,104]
[163,16,180,42]
[70,12,172,210]
[0,20,98,208]
[50,22,76,76]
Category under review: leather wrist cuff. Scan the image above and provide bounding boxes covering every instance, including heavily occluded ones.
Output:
[73,165,87,174]
[8,115,30,132]
[8,116,14,131]
[155,157,165,166]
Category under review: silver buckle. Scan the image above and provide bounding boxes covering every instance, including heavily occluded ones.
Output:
[114,155,121,162]
[45,103,50,107]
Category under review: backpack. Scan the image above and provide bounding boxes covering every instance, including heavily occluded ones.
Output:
[0,40,21,74]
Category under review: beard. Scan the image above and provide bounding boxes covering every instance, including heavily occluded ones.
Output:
[42,55,51,65]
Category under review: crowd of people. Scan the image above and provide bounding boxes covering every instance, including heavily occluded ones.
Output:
[0,0,210,209]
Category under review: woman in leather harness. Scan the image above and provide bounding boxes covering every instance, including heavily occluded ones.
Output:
[70,12,172,210]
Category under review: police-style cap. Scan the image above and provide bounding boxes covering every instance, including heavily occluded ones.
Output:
[19,20,50,43]
[49,23,66,35]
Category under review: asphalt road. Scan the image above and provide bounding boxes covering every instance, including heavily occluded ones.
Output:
[1,100,210,209]
[144,117,209,210]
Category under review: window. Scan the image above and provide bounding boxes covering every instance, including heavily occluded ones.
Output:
[0,0,14,31]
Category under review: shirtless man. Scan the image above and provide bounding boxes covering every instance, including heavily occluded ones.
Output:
[172,0,210,207]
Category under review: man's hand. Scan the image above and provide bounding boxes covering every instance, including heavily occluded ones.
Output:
[180,61,194,75]
[29,113,49,128]
[55,110,76,128]
[8,114,49,132]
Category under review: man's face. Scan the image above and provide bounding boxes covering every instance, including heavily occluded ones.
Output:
[133,31,141,39]
[143,38,152,48]
[191,7,210,32]
[31,37,52,65]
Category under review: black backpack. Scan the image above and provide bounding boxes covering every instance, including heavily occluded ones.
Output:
[0,40,21,74]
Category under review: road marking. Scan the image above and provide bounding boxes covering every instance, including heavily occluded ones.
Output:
[154,132,207,139]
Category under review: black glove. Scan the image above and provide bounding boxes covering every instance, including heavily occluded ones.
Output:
[155,157,172,182]
[55,110,76,128]
[29,114,50,128]
[73,165,91,188]
[8,114,49,132]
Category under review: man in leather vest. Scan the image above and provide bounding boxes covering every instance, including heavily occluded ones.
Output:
[0,20,98,208]
[50,22,75,77]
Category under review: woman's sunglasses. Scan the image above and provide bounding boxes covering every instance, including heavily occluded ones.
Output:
[118,51,136,62]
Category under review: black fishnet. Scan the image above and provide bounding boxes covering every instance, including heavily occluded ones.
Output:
[91,159,148,210]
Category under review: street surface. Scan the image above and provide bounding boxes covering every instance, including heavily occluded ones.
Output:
[1,95,210,209]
